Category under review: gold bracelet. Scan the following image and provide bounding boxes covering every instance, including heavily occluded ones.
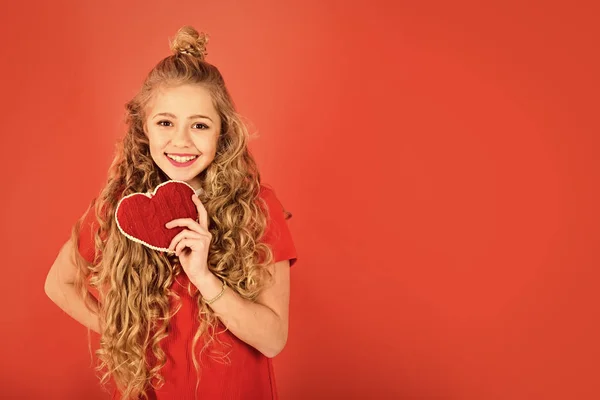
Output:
[204,279,227,305]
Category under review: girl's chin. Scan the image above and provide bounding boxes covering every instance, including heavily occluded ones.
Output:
[155,161,204,186]
[164,171,203,187]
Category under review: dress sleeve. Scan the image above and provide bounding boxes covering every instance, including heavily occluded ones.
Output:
[77,205,99,265]
[260,186,298,267]
[76,203,102,301]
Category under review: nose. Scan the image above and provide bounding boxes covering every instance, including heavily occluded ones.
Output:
[171,124,193,147]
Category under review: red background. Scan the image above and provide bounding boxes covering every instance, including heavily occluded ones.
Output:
[1,0,598,399]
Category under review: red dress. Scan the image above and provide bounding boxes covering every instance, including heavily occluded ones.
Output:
[77,185,298,399]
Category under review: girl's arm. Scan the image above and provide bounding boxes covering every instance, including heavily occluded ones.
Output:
[192,259,291,358]
[44,239,101,334]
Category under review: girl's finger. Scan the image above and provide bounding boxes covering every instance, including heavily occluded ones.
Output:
[175,238,207,256]
[168,229,203,252]
[166,218,205,234]
[175,239,190,256]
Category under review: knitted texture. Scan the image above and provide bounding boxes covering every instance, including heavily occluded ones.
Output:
[115,180,198,252]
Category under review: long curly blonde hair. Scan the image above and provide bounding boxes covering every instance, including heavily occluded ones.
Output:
[70,26,275,399]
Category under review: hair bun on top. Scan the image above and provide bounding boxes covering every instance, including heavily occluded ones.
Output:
[169,25,209,60]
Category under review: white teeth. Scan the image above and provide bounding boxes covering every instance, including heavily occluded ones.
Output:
[167,154,198,163]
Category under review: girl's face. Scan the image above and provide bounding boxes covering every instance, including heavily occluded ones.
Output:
[144,84,222,190]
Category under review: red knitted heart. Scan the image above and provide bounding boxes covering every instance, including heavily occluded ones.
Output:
[115,180,199,253]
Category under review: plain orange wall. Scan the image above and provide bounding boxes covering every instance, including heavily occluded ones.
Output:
[1,1,598,399]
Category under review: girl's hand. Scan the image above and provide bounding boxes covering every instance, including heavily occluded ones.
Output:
[165,194,212,283]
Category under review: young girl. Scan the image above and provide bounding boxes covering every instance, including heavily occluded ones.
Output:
[44,26,297,400]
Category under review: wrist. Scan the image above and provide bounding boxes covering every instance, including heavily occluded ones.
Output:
[190,269,214,285]
[191,271,222,297]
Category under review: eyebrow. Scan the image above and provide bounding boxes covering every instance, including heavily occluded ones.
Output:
[153,112,213,122]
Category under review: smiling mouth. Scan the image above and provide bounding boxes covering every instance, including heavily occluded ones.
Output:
[165,153,199,167]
